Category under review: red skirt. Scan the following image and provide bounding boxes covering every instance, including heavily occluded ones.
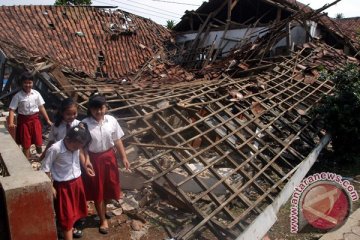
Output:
[53,177,87,231]
[83,148,121,201]
[16,113,42,149]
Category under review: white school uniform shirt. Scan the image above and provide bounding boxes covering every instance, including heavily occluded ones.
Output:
[48,119,81,142]
[82,115,124,153]
[41,140,82,182]
[9,89,45,115]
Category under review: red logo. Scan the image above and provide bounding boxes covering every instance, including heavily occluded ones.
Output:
[301,182,351,230]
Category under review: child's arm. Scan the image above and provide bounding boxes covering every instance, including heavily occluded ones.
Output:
[114,139,130,170]
[39,105,53,126]
[80,148,95,177]
[39,141,55,161]
[8,109,16,130]
[41,147,56,198]
[44,172,56,198]
[8,94,19,130]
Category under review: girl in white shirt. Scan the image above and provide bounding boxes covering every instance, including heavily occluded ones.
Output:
[8,71,52,159]
[82,93,130,235]
[41,98,80,160]
[41,123,94,240]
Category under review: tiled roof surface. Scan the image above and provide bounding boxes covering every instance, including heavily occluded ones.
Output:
[0,6,172,79]
[334,17,360,47]
[279,0,309,11]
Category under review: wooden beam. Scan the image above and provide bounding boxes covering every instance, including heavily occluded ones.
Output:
[231,0,239,11]
[209,0,235,64]
[286,21,291,53]
[0,50,6,95]
[129,142,193,151]
[0,69,17,97]
[276,7,281,22]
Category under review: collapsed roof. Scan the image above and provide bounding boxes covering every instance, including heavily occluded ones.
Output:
[174,0,307,31]
[173,0,360,65]
[101,41,356,239]
[0,5,172,79]
[18,39,354,239]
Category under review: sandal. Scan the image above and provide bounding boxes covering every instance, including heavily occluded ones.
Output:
[73,228,83,238]
[99,226,109,234]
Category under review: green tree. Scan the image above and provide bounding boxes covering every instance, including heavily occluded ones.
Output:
[335,13,344,19]
[166,20,175,30]
[314,64,360,163]
[55,0,92,5]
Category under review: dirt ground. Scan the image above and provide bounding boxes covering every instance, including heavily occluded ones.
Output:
[79,214,167,240]
[55,201,169,240]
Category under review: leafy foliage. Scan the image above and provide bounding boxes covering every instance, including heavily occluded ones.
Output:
[55,0,92,5]
[166,20,175,30]
[315,64,360,162]
[335,13,344,19]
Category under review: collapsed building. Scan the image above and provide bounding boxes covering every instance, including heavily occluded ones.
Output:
[0,0,359,239]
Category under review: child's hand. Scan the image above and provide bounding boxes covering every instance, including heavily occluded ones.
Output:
[8,123,16,130]
[123,158,130,171]
[86,162,95,177]
[47,120,53,126]
[52,187,57,199]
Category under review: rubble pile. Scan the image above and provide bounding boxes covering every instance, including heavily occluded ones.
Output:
[130,57,196,88]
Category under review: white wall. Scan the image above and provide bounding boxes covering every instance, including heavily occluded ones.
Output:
[176,21,319,57]
[176,27,267,57]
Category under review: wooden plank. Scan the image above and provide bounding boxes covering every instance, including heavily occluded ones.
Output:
[0,50,6,95]
[0,69,17,97]
[129,142,193,151]
[210,0,233,63]
[48,67,76,98]
[149,111,246,235]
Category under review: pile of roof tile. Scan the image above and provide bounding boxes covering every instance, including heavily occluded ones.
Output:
[129,51,197,87]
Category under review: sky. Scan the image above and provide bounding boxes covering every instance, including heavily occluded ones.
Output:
[0,0,359,26]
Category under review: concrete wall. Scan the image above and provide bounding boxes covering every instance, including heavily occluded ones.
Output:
[176,28,264,46]
[176,21,319,57]
[0,123,57,240]
[176,27,267,57]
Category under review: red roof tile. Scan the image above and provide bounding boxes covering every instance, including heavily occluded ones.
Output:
[334,17,360,48]
[0,5,172,79]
